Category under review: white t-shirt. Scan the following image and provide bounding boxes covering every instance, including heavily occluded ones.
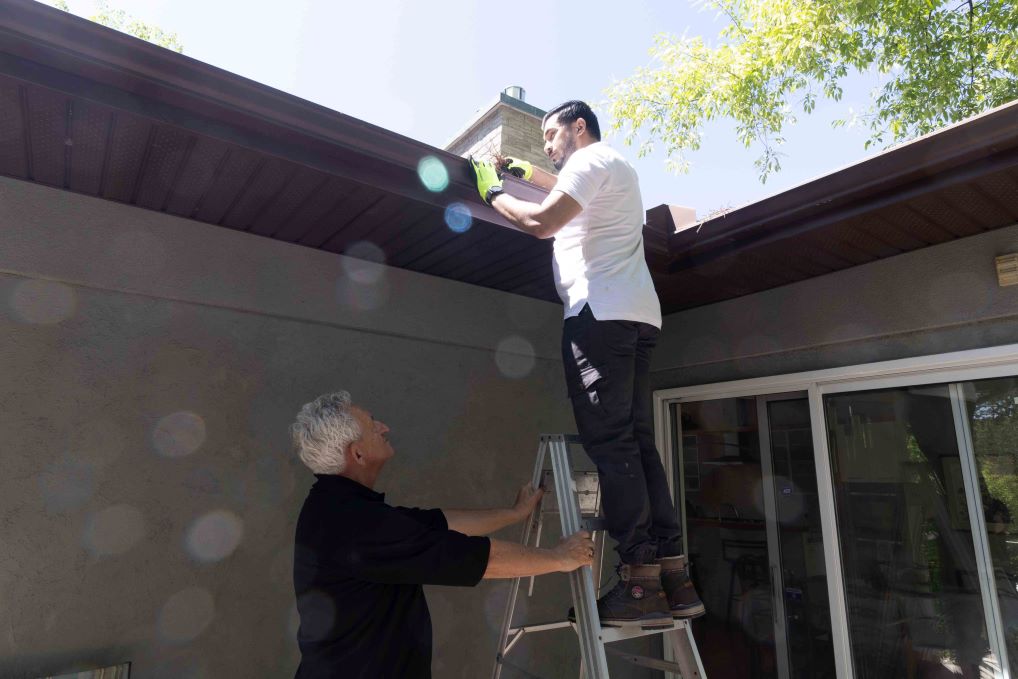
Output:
[550,142,662,328]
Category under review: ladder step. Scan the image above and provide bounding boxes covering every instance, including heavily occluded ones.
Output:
[605,646,684,673]
[598,619,690,643]
[539,433,584,445]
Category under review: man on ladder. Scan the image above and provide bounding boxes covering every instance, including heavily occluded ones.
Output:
[470,100,705,627]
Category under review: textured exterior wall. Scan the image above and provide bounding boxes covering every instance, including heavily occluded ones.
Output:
[651,222,1018,389]
[0,176,661,678]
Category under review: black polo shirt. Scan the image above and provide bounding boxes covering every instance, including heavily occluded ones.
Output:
[293,474,491,679]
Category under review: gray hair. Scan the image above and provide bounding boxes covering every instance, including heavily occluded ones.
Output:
[290,391,362,474]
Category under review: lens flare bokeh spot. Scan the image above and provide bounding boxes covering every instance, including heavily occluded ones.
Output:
[9,279,76,324]
[110,230,167,278]
[40,457,95,513]
[83,504,146,557]
[444,202,472,233]
[341,241,387,285]
[158,586,215,643]
[295,590,336,642]
[185,509,244,563]
[417,156,450,193]
[77,421,127,468]
[495,336,536,379]
[153,411,206,458]
[287,602,301,638]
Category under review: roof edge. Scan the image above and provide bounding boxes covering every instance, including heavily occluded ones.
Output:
[665,98,1018,255]
[0,0,467,175]
[0,0,538,232]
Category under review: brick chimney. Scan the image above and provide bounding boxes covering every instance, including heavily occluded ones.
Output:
[445,87,556,174]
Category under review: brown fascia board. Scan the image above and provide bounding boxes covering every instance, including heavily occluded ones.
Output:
[0,0,521,230]
[661,99,1018,273]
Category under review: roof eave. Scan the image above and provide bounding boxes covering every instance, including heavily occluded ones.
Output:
[0,0,517,229]
[663,99,1018,266]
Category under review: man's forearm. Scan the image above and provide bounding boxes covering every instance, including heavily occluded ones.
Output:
[443,508,523,536]
[482,538,564,579]
[490,194,552,239]
[528,166,557,191]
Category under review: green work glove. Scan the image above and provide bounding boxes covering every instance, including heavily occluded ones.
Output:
[468,156,504,205]
[503,157,533,181]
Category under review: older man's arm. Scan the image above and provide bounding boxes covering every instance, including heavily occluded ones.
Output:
[483,531,593,579]
[442,483,544,536]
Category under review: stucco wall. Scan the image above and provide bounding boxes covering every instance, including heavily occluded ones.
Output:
[652,222,1018,389]
[0,176,648,678]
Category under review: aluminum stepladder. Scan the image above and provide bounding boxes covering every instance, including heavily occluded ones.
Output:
[492,434,707,679]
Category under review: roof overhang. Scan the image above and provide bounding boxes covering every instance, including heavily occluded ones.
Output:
[0,0,562,301]
[646,100,1018,311]
[2,0,1016,314]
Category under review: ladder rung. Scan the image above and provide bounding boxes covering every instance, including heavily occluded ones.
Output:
[510,619,688,641]
[508,620,574,634]
[599,619,690,643]
[605,646,684,673]
[539,433,584,445]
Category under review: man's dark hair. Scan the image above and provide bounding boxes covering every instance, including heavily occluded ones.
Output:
[543,100,601,141]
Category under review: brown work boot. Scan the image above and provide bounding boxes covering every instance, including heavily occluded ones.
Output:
[569,563,672,628]
[657,555,706,619]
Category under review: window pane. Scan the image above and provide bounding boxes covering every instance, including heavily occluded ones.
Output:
[825,386,994,678]
[681,398,778,679]
[966,376,1018,674]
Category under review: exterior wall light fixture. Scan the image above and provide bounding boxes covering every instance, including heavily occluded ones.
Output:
[996,253,1018,287]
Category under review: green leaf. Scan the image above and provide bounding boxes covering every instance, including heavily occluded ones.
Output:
[605,0,1018,183]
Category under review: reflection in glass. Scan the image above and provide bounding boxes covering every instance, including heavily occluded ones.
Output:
[966,376,1018,675]
[825,386,996,678]
[678,398,778,679]
[767,399,835,679]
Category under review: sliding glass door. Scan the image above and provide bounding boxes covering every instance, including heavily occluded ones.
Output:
[673,395,835,679]
[660,349,1018,679]
[824,385,996,678]
[761,396,836,679]
[960,376,1018,675]
[676,397,776,678]
[822,376,1018,678]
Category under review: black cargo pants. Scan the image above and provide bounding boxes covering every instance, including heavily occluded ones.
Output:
[561,304,683,565]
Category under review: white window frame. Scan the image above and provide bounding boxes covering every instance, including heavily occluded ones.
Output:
[653,342,1018,679]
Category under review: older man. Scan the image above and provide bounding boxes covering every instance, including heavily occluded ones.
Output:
[290,391,593,679]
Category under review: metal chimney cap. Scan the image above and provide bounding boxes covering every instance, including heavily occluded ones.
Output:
[503,86,525,102]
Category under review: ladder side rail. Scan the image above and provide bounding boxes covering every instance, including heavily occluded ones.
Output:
[666,626,705,678]
[491,439,549,679]
[550,437,611,679]
[491,434,709,679]
[526,511,544,597]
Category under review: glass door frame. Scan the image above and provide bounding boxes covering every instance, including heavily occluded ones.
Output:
[757,392,810,679]
[653,342,1018,679]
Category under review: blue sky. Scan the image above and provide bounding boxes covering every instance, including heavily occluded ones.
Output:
[56,0,884,217]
